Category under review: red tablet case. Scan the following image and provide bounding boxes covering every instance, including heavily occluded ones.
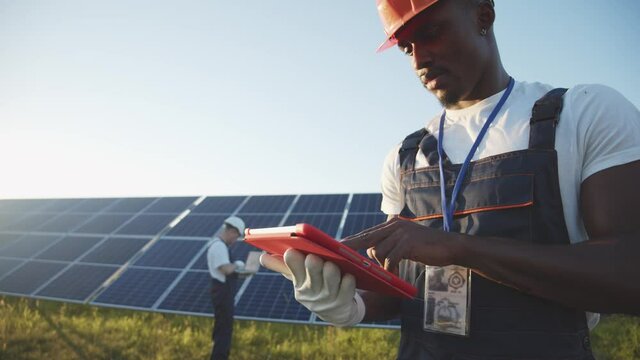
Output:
[244,223,417,299]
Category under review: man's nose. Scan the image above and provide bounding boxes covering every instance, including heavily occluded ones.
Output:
[412,43,434,70]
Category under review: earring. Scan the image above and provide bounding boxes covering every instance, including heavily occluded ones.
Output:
[480,28,487,36]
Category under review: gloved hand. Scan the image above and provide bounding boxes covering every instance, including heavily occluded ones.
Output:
[234,260,245,271]
[260,249,365,327]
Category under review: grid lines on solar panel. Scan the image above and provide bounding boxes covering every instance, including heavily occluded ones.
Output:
[235,274,311,321]
[157,271,214,314]
[0,233,22,251]
[69,198,117,213]
[38,199,85,213]
[35,235,103,262]
[282,214,342,237]
[73,214,132,234]
[189,251,208,270]
[0,213,26,230]
[237,195,295,214]
[191,196,246,214]
[166,214,228,238]
[133,239,205,269]
[143,197,198,214]
[341,214,388,238]
[0,260,67,295]
[291,194,348,213]
[2,213,58,232]
[0,234,62,258]
[79,237,150,265]
[36,264,119,301]
[104,198,158,213]
[349,193,383,213]
[93,268,180,308]
[115,214,176,236]
[0,258,24,279]
[36,213,93,233]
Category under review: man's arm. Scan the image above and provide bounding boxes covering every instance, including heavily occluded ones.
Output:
[343,161,640,315]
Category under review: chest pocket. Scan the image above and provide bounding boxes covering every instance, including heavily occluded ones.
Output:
[401,172,534,241]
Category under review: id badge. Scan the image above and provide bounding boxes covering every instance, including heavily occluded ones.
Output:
[423,265,471,336]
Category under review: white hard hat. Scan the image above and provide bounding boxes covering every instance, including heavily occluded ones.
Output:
[224,216,245,235]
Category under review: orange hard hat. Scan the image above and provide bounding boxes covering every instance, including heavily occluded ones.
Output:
[376,0,439,52]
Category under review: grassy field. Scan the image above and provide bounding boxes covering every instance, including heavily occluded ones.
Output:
[0,295,638,359]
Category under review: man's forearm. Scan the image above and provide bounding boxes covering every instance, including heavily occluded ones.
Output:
[454,232,640,315]
[359,290,402,321]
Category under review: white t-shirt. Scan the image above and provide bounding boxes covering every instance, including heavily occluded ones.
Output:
[207,237,230,283]
[380,81,640,330]
[381,81,640,245]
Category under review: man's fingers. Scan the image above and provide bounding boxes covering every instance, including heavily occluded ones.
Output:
[283,249,307,287]
[304,254,325,294]
[341,218,399,250]
[259,253,293,281]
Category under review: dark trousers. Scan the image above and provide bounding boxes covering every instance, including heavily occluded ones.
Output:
[210,279,235,360]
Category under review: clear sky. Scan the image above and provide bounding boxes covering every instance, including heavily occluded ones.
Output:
[1,0,638,199]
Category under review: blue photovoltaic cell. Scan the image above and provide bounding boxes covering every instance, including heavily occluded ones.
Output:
[0,258,24,278]
[0,234,62,258]
[2,213,57,232]
[349,193,383,213]
[158,271,245,314]
[282,214,342,238]
[240,214,284,229]
[36,213,93,233]
[189,251,208,270]
[79,237,150,265]
[230,241,262,264]
[36,264,118,301]
[237,195,295,214]
[35,235,103,262]
[115,214,176,236]
[105,198,158,213]
[166,214,228,238]
[0,199,51,213]
[0,260,67,295]
[0,233,22,251]
[0,213,26,230]
[70,198,117,213]
[235,274,311,321]
[73,214,133,234]
[291,194,348,214]
[191,196,246,214]
[341,213,387,238]
[143,197,198,214]
[93,268,180,308]
[38,199,85,213]
[133,239,205,269]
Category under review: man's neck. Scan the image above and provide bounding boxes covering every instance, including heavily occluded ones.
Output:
[447,64,510,110]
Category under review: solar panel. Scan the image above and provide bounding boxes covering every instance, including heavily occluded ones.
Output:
[73,214,132,234]
[349,193,383,213]
[79,237,150,265]
[36,264,118,301]
[191,196,246,214]
[143,197,198,214]
[70,198,117,213]
[0,260,67,295]
[283,214,343,237]
[341,213,387,238]
[0,233,22,251]
[0,258,24,278]
[157,271,214,314]
[115,214,176,236]
[35,235,103,262]
[133,239,206,269]
[235,274,311,322]
[238,195,295,214]
[93,268,181,308]
[0,199,51,213]
[0,213,26,230]
[105,198,158,213]
[291,194,348,213]
[36,213,93,233]
[189,251,209,271]
[240,214,284,229]
[3,213,57,232]
[0,234,62,258]
[38,199,85,213]
[166,214,228,238]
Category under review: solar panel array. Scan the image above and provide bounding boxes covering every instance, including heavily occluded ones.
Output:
[0,194,398,328]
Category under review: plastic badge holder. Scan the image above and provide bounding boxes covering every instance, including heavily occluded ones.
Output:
[244,223,417,299]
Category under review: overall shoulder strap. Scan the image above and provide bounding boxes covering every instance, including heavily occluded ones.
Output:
[529,88,568,150]
[399,128,429,172]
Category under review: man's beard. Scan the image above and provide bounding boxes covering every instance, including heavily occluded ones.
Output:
[438,89,462,108]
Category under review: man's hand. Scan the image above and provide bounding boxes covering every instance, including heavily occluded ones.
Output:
[260,249,365,327]
[341,217,460,273]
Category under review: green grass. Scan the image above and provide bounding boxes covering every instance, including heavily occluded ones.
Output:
[0,295,638,359]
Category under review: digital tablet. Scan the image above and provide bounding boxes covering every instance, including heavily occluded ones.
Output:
[244,223,417,299]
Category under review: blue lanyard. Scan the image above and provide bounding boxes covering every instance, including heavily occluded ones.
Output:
[438,77,515,232]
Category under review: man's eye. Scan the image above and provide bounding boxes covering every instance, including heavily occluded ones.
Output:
[398,42,413,56]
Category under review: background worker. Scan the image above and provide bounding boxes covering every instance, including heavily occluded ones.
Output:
[261,0,640,358]
[207,216,245,360]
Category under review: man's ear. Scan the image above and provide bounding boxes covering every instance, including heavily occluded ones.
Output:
[476,1,495,32]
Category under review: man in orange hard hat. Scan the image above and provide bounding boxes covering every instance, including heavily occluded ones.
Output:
[263,0,640,358]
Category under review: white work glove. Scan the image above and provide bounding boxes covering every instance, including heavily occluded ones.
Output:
[260,249,365,327]
[234,260,245,271]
